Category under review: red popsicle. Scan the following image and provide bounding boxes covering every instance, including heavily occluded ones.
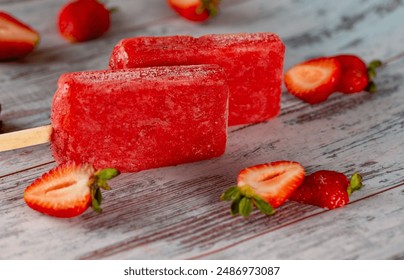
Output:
[50,65,229,172]
[109,33,285,126]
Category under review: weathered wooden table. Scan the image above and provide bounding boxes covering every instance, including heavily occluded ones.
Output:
[0,0,403,260]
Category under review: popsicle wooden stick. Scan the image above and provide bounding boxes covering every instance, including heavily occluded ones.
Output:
[0,125,52,152]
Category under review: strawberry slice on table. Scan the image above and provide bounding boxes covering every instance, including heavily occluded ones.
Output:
[0,11,40,61]
[289,170,363,210]
[24,162,120,218]
[334,54,382,94]
[284,57,342,104]
[221,161,305,217]
[168,0,220,22]
[57,0,111,43]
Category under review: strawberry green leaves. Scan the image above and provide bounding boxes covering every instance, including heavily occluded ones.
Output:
[221,185,275,218]
[347,172,363,196]
[89,168,120,213]
[366,59,382,93]
[198,0,220,17]
[221,161,305,217]
[254,197,276,215]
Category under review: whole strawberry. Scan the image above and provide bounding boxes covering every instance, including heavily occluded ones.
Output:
[0,11,40,61]
[334,54,382,94]
[289,170,362,209]
[168,0,220,22]
[57,0,111,43]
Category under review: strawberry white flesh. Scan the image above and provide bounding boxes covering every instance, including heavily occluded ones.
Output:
[284,57,341,104]
[237,161,305,208]
[24,163,95,218]
[169,0,200,9]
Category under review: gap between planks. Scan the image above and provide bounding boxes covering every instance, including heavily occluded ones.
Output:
[0,160,55,180]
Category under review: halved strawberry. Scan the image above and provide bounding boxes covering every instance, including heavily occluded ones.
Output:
[284,57,342,104]
[168,0,220,22]
[221,161,305,217]
[334,54,382,94]
[0,11,40,61]
[24,162,119,218]
[289,170,362,209]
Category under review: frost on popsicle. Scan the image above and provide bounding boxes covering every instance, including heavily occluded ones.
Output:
[50,65,229,173]
[109,32,285,126]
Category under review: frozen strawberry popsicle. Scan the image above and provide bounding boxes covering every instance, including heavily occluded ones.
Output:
[51,65,229,172]
[109,33,285,126]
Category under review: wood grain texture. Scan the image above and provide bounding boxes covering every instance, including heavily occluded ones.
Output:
[0,0,403,260]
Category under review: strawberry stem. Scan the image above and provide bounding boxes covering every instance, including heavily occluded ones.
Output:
[89,168,120,213]
[220,185,275,217]
[108,6,119,14]
[347,172,363,196]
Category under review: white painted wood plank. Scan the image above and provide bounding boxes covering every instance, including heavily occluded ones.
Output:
[198,184,404,260]
[1,63,403,259]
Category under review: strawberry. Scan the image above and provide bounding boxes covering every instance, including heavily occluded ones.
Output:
[284,57,342,104]
[57,0,111,43]
[0,11,40,61]
[221,161,305,217]
[334,54,382,94]
[168,0,220,22]
[24,162,119,218]
[289,170,363,209]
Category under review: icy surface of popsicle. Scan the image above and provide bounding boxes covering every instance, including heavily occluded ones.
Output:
[51,65,229,172]
[110,35,198,68]
[109,33,285,126]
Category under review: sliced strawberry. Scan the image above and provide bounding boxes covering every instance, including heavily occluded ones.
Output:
[284,57,342,104]
[57,0,111,43]
[168,0,220,22]
[0,11,40,61]
[221,161,305,217]
[24,162,119,218]
[334,54,382,94]
[289,170,362,209]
